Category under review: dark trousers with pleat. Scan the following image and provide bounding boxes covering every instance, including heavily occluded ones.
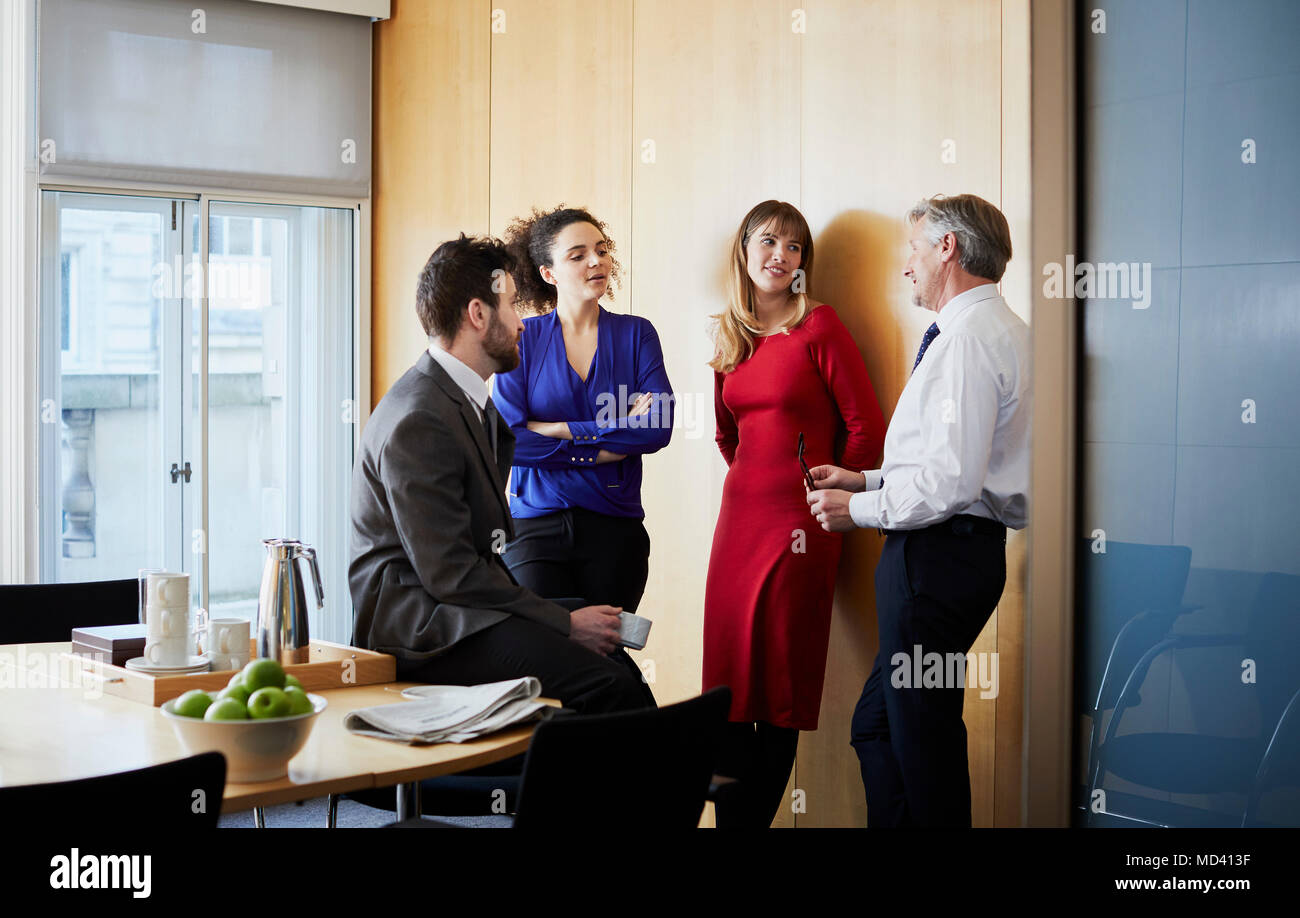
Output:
[850,516,1006,827]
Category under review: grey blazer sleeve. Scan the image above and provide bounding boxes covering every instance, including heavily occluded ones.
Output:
[380,407,571,635]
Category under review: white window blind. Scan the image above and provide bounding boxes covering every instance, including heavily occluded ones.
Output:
[37,0,371,197]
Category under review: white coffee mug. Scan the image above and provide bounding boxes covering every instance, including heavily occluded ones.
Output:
[207,617,250,658]
[147,572,190,610]
[146,604,183,641]
[618,611,653,650]
[145,635,190,667]
[210,651,251,672]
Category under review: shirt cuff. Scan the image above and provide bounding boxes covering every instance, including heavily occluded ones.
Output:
[861,469,883,492]
[849,489,882,529]
[567,420,602,444]
[561,437,602,465]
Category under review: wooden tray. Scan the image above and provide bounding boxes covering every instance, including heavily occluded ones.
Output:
[61,639,396,707]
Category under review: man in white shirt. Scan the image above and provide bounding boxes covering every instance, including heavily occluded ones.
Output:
[806,194,1030,827]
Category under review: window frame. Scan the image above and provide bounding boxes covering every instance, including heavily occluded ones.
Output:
[28,179,370,637]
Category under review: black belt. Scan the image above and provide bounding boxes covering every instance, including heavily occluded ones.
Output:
[882,514,1006,541]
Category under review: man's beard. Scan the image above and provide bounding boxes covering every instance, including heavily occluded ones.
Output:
[484,308,520,373]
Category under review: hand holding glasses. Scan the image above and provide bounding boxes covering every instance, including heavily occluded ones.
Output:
[797,432,816,491]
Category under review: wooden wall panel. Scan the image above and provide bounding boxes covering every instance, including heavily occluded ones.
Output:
[372,0,1032,828]
[997,0,1033,827]
[371,0,491,401]
[630,0,802,828]
[487,0,634,313]
[799,0,1005,827]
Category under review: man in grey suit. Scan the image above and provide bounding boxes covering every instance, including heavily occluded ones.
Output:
[350,234,650,713]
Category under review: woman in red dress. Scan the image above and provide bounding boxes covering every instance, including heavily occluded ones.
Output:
[704,200,886,827]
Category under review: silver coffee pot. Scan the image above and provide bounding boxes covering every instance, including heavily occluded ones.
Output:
[256,538,324,665]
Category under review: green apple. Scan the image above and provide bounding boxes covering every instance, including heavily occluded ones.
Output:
[283,674,302,690]
[283,686,313,716]
[241,658,286,693]
[218,683,251,706]
[173,689,214,719]
[204,697,249,720]
[226,672,244,689]
[247,686,291,719]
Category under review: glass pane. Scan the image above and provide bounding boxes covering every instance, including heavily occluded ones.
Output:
[45,193,176,582]
[1076,1,1300,828]
[205,202,354,643]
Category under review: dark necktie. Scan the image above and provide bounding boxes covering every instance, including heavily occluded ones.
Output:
[912,322,940,374]
[481,396,499,460]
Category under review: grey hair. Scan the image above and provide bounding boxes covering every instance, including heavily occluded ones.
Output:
[907,194,1012,282]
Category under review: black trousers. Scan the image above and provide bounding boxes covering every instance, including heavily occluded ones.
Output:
[503,507,651,611]
[849,516,1006,827]
[714,721,799,829]
[502,506,656,708]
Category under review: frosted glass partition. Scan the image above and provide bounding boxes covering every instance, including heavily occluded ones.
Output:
[37,0,371,196]
[1075,0,1300,828]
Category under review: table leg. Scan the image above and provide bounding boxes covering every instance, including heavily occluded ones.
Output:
[327,793,339,828]
[253,805,266,828]
[395,781,421,821]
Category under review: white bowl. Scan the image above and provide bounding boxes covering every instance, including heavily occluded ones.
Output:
[160,694,328,783]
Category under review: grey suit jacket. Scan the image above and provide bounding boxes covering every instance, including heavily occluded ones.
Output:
[349,351,571,670]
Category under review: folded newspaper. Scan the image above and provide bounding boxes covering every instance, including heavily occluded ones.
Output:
[343,677,552,745]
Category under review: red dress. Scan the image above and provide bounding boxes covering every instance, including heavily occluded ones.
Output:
[703,304,886,730]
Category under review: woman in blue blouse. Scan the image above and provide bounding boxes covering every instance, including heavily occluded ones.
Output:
[495,206,673,697]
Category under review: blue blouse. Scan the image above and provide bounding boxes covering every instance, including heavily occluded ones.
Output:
[492,306,674,519]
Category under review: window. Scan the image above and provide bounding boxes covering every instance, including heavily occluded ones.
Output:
[39,191,357,644]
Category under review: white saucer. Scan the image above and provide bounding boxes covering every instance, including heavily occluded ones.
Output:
[125,654,211,674]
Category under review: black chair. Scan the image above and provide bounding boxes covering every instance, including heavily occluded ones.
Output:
[387,687,732,829]
[0,579,138,644]
[1077,541,1195,717]
[1078,542,1195,811]
[0,752,227,828]
[1085,572,1300,827]
[1244,685,1300,827]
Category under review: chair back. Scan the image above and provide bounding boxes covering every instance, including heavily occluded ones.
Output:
[1242,573,1300,728]
[513,687,731,829]
[1078,541,1191,710]
[0,579,138,645]
[0,752,227,828]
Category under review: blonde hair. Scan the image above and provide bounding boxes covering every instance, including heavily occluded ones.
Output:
[709,201,815,374]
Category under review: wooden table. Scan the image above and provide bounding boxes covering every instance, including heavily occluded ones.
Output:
[0,642,553,821]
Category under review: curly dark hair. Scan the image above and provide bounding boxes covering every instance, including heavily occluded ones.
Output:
[415,233,516,340]
[503,205,622,315]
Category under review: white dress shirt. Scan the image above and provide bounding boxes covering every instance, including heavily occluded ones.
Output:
[848,284,1030,531]
[427,341,489,423]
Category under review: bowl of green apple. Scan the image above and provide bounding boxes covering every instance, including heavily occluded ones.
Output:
[160,658,328,783]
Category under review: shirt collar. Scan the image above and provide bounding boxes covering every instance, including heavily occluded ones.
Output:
[935,283,1000,333]
[427,340,490,411]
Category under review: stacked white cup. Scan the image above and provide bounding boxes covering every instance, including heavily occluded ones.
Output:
[208,618,251,671]
[144,572,191,667]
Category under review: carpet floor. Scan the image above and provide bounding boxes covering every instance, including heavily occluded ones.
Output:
[218,795,512,828]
